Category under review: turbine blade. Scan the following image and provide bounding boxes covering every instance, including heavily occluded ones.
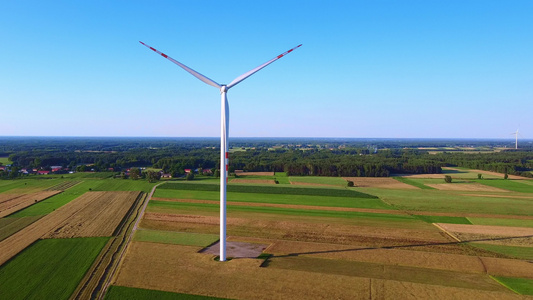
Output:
[140,41,221,89]
[227,44,302,89]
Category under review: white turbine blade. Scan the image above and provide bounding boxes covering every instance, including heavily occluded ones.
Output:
[227,44,302,89]
[140,41,221,89]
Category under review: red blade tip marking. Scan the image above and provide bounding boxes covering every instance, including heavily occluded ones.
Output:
[277,54,284,59]
[161,53,168,58]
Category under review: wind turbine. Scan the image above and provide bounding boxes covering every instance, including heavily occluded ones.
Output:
[140,41,302,261]
[512,129,519,149]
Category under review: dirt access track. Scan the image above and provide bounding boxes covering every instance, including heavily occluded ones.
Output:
[0,191,140,266]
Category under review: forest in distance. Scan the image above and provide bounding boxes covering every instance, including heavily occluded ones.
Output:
[1,137,532,178]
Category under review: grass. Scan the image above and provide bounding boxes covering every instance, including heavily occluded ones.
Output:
[492,276,533,295]
[148,200,415,222]
[469,243,533,260]
[393,177,435,189]
[0,216,43,241]
[154,189,392,210]
[365,188,533,216]
[92,179,157,193]
[0,179,60,193]
[159,182,377,198]
[0,237,109,300]
[289,176,348,186]
[475,179,533,193]
[0,157,11,165]
[414,215,472,224]
[105,285,228,300]
[468,217,533,228]
[8,181,95,217]
[134,229,218,246]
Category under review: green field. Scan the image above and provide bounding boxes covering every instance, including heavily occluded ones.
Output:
[0,237,109,300]
[476,179,533,193]
[0,157,11,165]
[159,182,377,198]
[492,276,533,295]
[0,179,60,193]
[154,189,391,210]
[0,216,43,241]
[469,243,533,260]
[105,285,228,300]
[365,188,533,216]
[289,176,348,186]
[134,229,219,246]
[92,179,157,193]
[414,215,472,224]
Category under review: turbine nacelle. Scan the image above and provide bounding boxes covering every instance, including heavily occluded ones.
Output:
[220,85,228,93]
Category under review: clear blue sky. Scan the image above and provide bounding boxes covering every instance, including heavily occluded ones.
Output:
[1,1,532,138]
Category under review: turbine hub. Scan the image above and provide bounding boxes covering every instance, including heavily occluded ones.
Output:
[220,85,228,93]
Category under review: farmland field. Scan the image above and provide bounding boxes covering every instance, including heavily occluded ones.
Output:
[289,176,347,186]
[2,166,533,299]
[108,168,533,298]
[0,237,109,300]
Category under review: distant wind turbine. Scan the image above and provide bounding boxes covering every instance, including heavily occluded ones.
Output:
[512,129,519,149]
[140,41,302,261]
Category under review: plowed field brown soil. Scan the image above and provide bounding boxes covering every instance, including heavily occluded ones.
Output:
[426,183,509,192]
[0,191,60,218]
[113,242,522,300]
[343,177,418,189]
[45,191,140,238]
[230,179,276,184]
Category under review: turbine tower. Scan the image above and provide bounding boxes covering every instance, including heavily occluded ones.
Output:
[140,41,301,261]
[512,129,519,149]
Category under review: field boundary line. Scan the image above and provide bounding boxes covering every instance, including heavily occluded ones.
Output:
[489,275,521,295]
[432,223,461,242]
[98,183,163,300]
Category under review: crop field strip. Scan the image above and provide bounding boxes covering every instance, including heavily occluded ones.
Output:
[154,189,389,210]
[44,180,82,191]
[70,192,148,300]
[44,191,141,238]
[0,216,42,242]
[0,237,109,300]
[0,191,61,218]
[104,285,228,300]
[158,182,378,198]
[0,191,140,266]
[113,242,524,300]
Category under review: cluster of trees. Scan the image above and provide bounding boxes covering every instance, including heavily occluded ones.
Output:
[430,151,533,178]
[2,137,532,179]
